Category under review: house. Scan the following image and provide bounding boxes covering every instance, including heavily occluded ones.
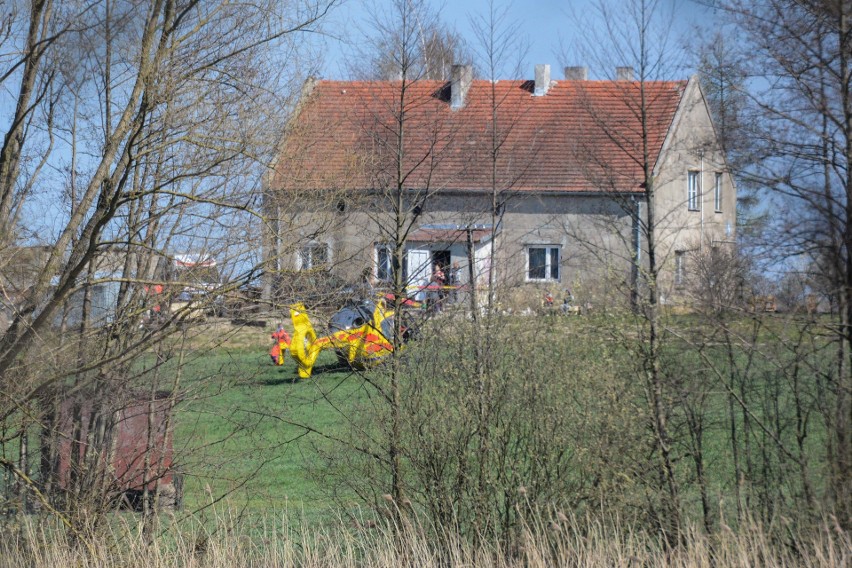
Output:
[263,64,736,309]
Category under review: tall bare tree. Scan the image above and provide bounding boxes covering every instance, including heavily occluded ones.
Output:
[565,0,694,537]
[329,0,460,510]
[0,0,335,536]
[469,0,529,314]
[719,0,852,527]
[358,1,472,81]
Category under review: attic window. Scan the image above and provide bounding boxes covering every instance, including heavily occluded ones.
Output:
[687,171,700,211]
[714,173,722,213]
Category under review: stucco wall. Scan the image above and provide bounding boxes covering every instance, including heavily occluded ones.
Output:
[272,190,639,310]
[650,79,737,304]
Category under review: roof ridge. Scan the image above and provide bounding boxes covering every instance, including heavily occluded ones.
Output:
[314,78,688,86]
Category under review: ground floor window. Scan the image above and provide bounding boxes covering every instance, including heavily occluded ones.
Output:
[675,250,686,286]
[527,245,560,281]
[298,242,329,270]
[375,244,402,282]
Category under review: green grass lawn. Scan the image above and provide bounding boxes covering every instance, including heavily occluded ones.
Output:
[171,337,366,525]
[163,312,836,531]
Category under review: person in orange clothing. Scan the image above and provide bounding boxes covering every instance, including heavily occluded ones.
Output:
[270,323,291,365]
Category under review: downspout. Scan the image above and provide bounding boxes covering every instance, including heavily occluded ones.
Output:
[632,196,642,309]
[700,151,705,252]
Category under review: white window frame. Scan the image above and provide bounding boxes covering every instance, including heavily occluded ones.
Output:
[297,242,329,270]
[674,250,686,286]
[526,245,561,282]
[714,172,723,213]
[687,171,700,211]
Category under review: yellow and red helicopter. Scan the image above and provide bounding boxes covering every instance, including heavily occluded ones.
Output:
[272,296,416,379]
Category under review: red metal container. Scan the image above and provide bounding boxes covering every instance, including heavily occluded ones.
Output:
[49,390,179,509]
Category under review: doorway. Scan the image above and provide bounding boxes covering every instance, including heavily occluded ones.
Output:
[431,250,451,272]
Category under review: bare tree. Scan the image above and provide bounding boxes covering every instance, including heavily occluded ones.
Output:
[694,30,767,253]
[469,0,529,314]
[357,1,472,81]
[683,238,750,314]
[301,0,462,511]
[718,0,852,526]
[565,0,689,537]
[0,0,335,537]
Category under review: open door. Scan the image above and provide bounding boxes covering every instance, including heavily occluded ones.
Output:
[432,250,450,271]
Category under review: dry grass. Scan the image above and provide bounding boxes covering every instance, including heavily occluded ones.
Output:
[175,318,283,352]
[1,510,848,567]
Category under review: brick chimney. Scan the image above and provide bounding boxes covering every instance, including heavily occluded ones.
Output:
[616,66,634,81]
[564,66,588,80]
[534,64,552,96]
[451,64,473,110]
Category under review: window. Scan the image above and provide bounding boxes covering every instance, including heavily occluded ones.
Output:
[297,242,329,270]
[674,250,686,286]
[376,244,409,282]
[527,246,560,281]
[687,171,700,211]
[714,172,723,213]
[375,244,400,281]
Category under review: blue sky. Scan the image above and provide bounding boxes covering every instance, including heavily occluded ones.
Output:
[312,0,718,80]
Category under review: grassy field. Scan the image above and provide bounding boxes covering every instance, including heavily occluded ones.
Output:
[163,311,838,534]
[170,320,366,525]
[2,312,847,566]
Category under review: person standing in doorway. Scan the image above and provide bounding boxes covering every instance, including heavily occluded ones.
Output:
[430,263,445,312]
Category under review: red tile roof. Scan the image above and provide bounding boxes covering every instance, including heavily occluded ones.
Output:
[272,78,687,194]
